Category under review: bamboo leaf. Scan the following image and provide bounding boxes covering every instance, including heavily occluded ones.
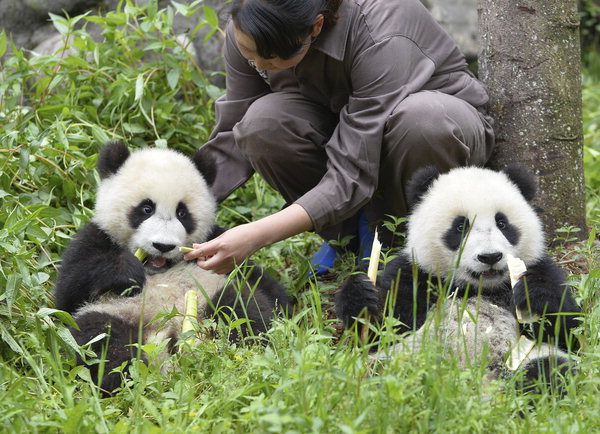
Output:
[0,29,7,57]
[135,73,144,101]
[5,274,19,315]
[203,5,219,29]
[167,67,180,90]
[49,13,70,35]
[0,323,23,354]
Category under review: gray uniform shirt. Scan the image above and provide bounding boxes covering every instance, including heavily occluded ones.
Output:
[201,0,490,233]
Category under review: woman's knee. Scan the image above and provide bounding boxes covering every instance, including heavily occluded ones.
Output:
[235,95,288,144]
[234,93,335,165]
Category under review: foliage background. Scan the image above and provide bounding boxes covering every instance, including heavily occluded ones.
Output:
[0,1,598,432]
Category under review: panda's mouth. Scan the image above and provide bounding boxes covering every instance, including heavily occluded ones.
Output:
[469,267,506,280]
[144,255,175,273]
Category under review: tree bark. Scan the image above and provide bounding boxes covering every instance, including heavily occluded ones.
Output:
[478,0,588,240]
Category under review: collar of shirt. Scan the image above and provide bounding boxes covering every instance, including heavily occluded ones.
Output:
[310,0,353,62]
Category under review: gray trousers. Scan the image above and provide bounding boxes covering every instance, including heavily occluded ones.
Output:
[232,91,494,245]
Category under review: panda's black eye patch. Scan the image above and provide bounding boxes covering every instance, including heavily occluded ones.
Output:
[176,202,196,234]
[444,216,470,251]
[129,199,155,228]
[496,215,507,229]
[496,212,520,245]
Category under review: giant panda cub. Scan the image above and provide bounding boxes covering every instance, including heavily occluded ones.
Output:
[54,141,290,393]
[336,165,581,389]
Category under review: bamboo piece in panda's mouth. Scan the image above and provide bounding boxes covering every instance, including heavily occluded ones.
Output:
[134,247,148,262]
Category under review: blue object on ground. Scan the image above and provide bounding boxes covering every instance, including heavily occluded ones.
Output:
[310,240,339,276]
[310,212,377,277]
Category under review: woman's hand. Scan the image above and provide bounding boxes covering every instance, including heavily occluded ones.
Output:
[184,204,314,274]
[184,223,262,275]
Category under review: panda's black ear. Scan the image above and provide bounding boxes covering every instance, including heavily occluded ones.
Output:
[97,141,130,179]
[501,164,537,202]
[405,166,440,207]
[191,149,217,187]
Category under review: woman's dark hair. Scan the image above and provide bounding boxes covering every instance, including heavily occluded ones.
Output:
[231,0,342,60]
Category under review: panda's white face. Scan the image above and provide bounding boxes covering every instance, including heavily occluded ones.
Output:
[404,167,545,290]
[92,148,216,274]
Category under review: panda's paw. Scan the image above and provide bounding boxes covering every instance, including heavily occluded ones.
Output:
[335,273,381,327]
[516,355,573,396]
[100,371,125,396]
[105,254,146,297]
[512,278,545,318]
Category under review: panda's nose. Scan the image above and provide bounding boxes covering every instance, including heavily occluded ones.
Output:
[153,242,176,253]
[477,252,503,265]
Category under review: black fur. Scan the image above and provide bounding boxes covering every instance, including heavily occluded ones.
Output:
[443,216,470,251]
[512,255,581,350]
[518,355,572,395]
[70,311,147,393]
[496,212,521,246]
[128,198,155,229]
[192,148,217,187]
[96,141,130,179]
[405,166,440,207]
[209,265,291,341]
[54,222,146,314]
[336,274,382,328]
[502,164,537,203]
[176,202,197,234]
[336,255,435,335]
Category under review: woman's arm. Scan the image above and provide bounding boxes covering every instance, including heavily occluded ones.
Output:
[184,203,313,274]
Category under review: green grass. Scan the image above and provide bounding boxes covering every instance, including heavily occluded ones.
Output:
[1,2,599,432]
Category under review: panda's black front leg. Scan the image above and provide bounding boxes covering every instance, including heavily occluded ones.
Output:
[335,273,383,328]
[512,256,581,350]
[335,255,433,336]
[54,222,146,313]
[71,310,143,395]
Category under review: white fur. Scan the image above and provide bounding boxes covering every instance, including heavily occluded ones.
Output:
[76,262,227,346]
[93,148,216,255]
[404,167,545,289]
[384,298,517,369]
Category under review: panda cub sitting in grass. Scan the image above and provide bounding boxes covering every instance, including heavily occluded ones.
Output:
[336,165,581,390]
[54,141,290,394]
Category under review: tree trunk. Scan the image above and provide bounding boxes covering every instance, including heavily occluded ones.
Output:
[478,0,588,241]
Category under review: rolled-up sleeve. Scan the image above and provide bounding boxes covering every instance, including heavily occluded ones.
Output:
[295,36,436,232]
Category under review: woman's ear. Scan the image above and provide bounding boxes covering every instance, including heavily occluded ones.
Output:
[312,14,325,38]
